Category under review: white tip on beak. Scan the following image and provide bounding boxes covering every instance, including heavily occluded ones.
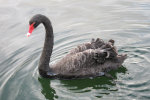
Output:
[26,32,31,37]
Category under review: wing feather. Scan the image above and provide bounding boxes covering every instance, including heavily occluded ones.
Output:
[69,38,106,54]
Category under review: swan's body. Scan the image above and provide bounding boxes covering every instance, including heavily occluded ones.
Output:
[27,14,127,79]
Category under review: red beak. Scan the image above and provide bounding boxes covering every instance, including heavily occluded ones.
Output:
[27,22,35,37]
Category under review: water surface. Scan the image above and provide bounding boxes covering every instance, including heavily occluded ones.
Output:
[0,0,150,100]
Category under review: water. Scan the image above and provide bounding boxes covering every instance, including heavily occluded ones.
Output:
[0,0,150,100]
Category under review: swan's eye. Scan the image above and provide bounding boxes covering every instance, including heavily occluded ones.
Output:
[33,22,39,28]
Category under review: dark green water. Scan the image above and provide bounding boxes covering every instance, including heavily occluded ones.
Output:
[0,0,150,100]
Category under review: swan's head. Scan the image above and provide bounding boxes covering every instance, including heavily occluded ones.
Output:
[27,14,43,37]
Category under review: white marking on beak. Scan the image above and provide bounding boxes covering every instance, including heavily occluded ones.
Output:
[26,32,31,37]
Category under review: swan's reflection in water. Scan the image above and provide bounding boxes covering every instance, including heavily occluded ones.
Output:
[38,78,56,100]
[38,66,127,100]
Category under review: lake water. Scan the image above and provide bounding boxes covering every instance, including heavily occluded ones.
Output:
[0,0,150,100]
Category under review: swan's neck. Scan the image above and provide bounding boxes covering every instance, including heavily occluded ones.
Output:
[38,17,54,76]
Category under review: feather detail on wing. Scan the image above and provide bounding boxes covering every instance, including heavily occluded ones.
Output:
[60,49,107,72]
[69,38,117,55]
[67,38,118,68]
[69,38,106,54]
[52,38,120,75]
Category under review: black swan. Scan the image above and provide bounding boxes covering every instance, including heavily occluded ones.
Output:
[27,14,127,79]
